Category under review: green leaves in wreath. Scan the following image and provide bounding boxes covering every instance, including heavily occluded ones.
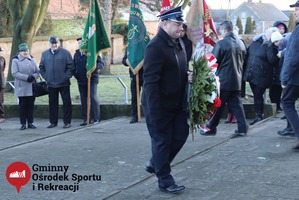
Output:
[189,55,216,133]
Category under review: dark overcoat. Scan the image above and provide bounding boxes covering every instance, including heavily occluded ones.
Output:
[281,23,299,86]
[143,28,188,130]
[212,32,246,91]
[244,37,279,88]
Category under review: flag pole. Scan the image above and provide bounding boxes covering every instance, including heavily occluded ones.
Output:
[136,72,141,121]
[87,76,91,125]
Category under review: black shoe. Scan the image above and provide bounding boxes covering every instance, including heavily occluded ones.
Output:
[159,184,185,194]
[292,140,299,151]
[130,118,138,124]
[47,124,57,128]
[232,130,247,138]
[277,129,295,137]
[199,127,217,136]
[249,117,263,125]
[63,123,71,128]
[93,120,101,124]
[280,115,287,120]
[28,124,36,129]
[80,121,87,126]
[276,107,283,112]
[20,125,26,130]
[144,161,155,174]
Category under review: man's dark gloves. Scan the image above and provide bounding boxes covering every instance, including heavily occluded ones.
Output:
[27,75,35,82]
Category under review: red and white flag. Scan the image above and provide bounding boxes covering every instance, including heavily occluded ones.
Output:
[160,0,172,14]
[186,0,219,57]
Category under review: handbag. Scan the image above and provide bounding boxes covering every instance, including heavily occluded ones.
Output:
[33,78,48,97]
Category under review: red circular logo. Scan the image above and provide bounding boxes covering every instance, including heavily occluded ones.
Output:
[6,162,31,193]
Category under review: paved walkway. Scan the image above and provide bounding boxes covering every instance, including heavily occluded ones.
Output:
[0,112,298,200]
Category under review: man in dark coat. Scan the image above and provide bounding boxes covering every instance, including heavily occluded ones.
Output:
[201,20,248,137]
[281,0,299,150]
[180,24,193,63]
[122,50,143,124]
[73,38,103,126]
[39,36,74,129]
[143,6,192,194]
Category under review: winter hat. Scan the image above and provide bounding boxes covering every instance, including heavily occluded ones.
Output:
[271,31,283,43]
[264,27,279,41]
[49,36,59,44]
[277,24,285,29]
[18,43,29,51]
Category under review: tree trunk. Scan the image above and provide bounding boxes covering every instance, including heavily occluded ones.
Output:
[7,0,50,81]
[101,0,112,75]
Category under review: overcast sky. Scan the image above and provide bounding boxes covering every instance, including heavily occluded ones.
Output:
[206,0,296,10]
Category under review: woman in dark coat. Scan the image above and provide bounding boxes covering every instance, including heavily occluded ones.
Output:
[269,21,288,111]
[243,28,281,125]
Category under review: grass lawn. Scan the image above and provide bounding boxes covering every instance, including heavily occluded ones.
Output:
[51,19,86,38]
[5,64,132,105]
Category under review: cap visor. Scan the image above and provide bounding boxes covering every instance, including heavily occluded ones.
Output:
[290,4,299,7]
[168,18,184,23]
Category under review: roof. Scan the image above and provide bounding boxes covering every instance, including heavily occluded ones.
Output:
[210,9,229,22]
[282,10,293,18]
[234,2,288,21]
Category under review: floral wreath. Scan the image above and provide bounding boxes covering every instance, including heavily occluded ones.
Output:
[189,53,221,138]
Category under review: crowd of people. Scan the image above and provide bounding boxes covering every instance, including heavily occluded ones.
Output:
[140,2,299,194]
[6,35,103,130]
[1,1,299,194]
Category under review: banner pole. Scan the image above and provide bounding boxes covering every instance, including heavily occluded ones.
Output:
[87,77,91,125]
[136,72,141,122]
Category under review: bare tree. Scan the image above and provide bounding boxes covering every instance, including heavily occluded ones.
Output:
[101,0,112,74]
[7,0,50,81]
[0,0,12,37]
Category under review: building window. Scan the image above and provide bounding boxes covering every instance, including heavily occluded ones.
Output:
[242,12,245,18]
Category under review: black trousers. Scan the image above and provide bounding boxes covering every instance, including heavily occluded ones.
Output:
[250,83,267,116]
[78,83,100,122]
[130,76,142,120]
[146,110,189,188]
[0,89,4,118]
[19,96,35,125]
[241,81,246,98]
[281,85,299,139]
[48,86,72,125]
[207,90,248,133]
[269,84,282,109]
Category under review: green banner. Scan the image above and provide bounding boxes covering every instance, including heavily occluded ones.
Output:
[127,0,150,75]
[80,0,111,78]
